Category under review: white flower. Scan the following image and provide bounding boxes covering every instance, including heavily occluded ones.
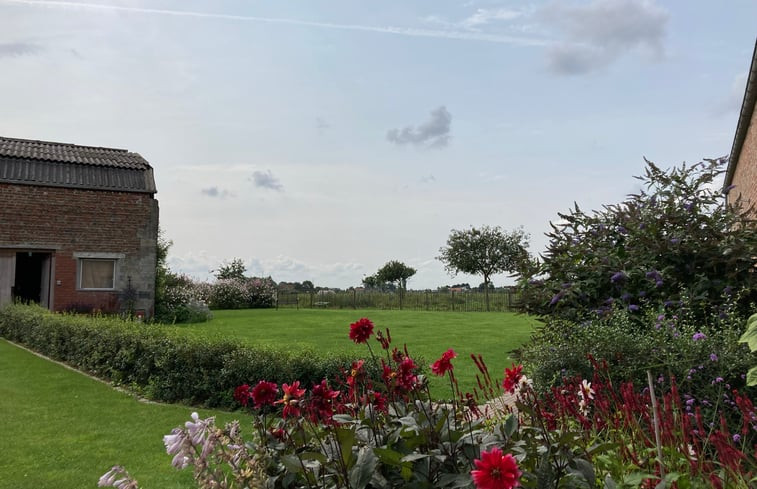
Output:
[172,452,191,469]
[163,430,184,454]
[579,379,595,400]
[98,467,120,487]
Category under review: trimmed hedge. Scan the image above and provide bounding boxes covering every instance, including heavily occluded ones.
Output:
[0,304,364,409]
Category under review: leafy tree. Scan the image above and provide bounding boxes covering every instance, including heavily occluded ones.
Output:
[215,258,246,280]
[301,280,315,292]
[376,260,417,291]
[153,228,173,316]
[438,226,529,311]
[518,158,757,321]
[361,274,394,291]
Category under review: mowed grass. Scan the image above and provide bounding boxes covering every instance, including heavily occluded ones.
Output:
[176,309,539,397]
[0,339,235,489]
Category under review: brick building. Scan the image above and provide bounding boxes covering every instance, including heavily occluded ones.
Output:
[0,137,159,317]
[725,39,757,215]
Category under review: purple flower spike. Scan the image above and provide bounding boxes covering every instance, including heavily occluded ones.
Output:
[628,304,640,312]
[611,271,626,283]
[670,237,681,244]
[692,332,706,341]
[710,353,718,362]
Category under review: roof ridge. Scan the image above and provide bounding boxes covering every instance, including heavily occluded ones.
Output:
[0,136,129,153]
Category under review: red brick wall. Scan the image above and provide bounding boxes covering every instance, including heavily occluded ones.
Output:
[732,107,757,217]
[0,183,158,314]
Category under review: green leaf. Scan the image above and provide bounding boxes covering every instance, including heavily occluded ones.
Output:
[504,413,519,437]
[570,459,596,488]
[281,454,303,474]
[400,453,430,463]
[438,473,474,488]
[747,366,757,387]
[604,475,618,489]
[373,447,403,466]
[349,447,378,489]
[623,472,656,486]
[739,314,757,351]
[335,427,356,468]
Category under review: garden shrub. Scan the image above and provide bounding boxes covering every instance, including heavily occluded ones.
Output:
[154,272,213,324]
[0,304,359,409]
[519,298,756,408]
[518,158,757,322]
[207,277,276,310]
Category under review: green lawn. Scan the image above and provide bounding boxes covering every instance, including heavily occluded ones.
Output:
[0,339,235,489]
[175,309,538,397]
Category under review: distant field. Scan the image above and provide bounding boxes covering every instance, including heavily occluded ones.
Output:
[176,309,539,397]
[0,339,234,489]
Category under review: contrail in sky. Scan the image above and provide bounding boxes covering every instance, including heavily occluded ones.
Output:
[1,0,549,47]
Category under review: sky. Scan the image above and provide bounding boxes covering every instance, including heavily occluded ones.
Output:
[1,0,755,289]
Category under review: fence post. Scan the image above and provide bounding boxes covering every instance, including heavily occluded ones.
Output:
[353,289,357,309]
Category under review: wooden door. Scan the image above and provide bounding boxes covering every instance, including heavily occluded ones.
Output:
[0,250,15,307]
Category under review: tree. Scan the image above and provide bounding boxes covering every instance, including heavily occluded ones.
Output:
[154,228,173,315]
[376,260,417,290]
[518,158,757,321]
[438,226,529,311]
[215,258,246,280]
[361,274,394,291]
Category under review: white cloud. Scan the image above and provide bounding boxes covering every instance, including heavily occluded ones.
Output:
[541,0,669,75]
[252,170,283,191]
[3,0,548,47]
[387,106,452,149]
[713,71,749,115]
[462,8,522,29]
[201,186,233,199]
[0,41,42,57]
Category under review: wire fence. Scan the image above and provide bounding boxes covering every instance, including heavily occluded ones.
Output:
[276,289,520,312]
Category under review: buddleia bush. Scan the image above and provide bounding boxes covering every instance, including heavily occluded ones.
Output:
[518,158,757,322]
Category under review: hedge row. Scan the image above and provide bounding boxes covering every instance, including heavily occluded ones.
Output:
[0,304,363,409]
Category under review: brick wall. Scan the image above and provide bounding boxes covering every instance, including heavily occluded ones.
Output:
[0,183,158,315]
[731,107,757,217]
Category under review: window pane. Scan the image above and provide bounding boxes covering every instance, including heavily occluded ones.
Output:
[81,260,115,289]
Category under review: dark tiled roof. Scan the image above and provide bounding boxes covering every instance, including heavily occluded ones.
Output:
[725,38,757,190]
[0,136,151,169]
[0,136,156,194]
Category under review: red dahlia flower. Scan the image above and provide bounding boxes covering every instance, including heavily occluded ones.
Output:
[233,384,252,406]
[502,363,524,394]
[397,356,419,391]
[349,318,374,344]
[276,381,306,419]
[431,348,457,376]
[308,379,341,423]
[471,446,522,489]
[251,380,278,408]
[362,390,388,412]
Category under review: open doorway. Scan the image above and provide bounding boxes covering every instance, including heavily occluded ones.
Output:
[13,252,52,307]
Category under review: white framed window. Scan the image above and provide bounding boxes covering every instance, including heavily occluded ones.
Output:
[74,252,124,291]
[79,259,116,290]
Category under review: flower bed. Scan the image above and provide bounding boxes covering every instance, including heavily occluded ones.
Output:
[102,317,756,488]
